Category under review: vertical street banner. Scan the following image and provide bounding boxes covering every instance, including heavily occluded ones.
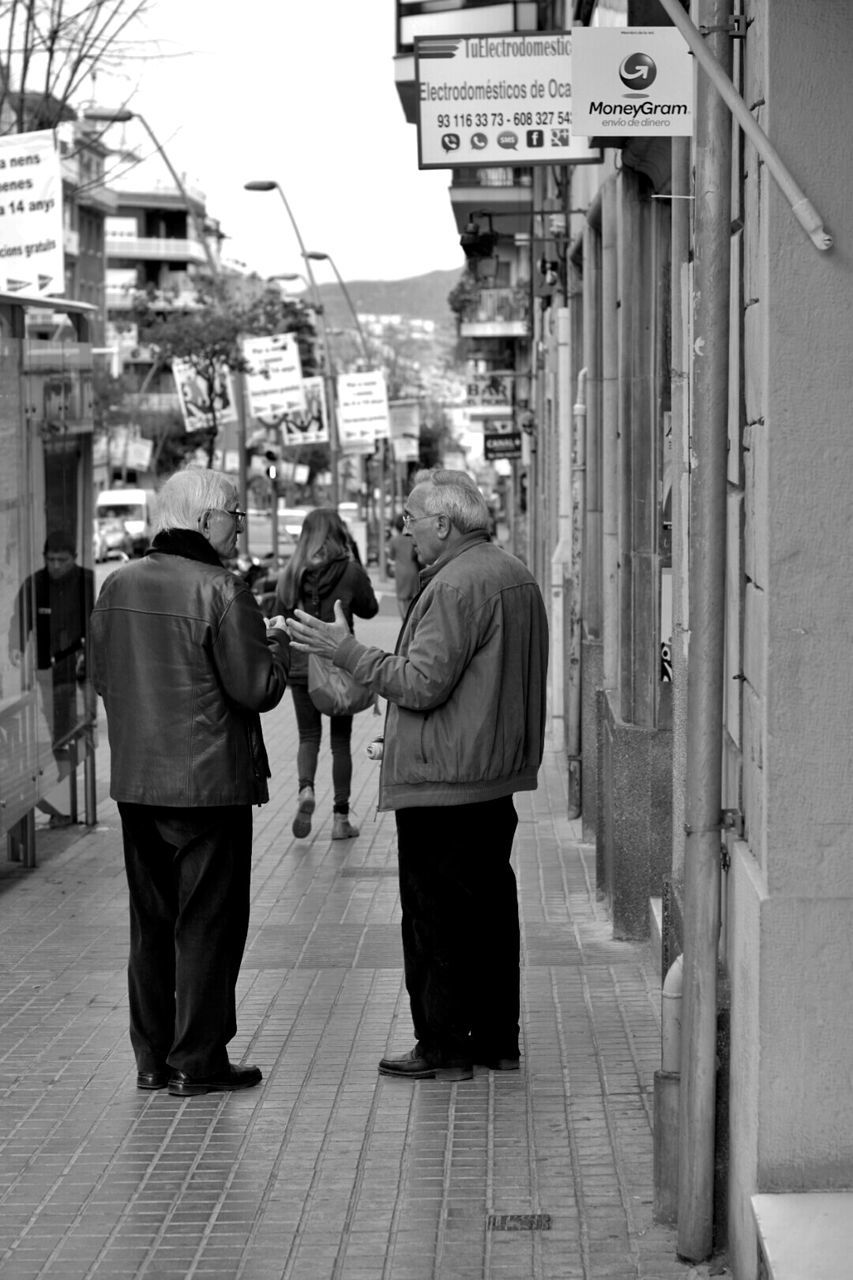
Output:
[0,130,63,295]
[337,371,390,453]
[242,333,305,423]
[389,399,421,464]
[279,375,329,447]
[172,358,237,433]
[415,32,597,168]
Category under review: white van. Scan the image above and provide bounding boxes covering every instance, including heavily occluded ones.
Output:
[95,488,157,560]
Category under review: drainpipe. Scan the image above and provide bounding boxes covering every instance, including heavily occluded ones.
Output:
[675,0,732,1263]
[654,954,684,1226]
[566,366,586,817]
[600,178,619,693]
[549,308,572,761]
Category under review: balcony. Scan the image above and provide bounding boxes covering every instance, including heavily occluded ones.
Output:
[450,166,533,236]
[458,286,529,338]
[105,234,207,265]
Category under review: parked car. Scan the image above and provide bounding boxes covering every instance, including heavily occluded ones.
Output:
[94,488,157,560]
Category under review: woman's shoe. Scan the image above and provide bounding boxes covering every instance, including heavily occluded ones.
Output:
[332,813,359,840]
[292,785,315,839]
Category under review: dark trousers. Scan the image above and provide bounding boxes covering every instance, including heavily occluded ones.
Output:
[290,682,354,812]
[118,803,253,1078]
[395,796,520,1064]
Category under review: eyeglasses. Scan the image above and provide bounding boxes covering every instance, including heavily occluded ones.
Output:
[402,511,438,530]
[207,507,247,528]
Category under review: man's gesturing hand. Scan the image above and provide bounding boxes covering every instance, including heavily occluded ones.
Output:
[286,599,349,656]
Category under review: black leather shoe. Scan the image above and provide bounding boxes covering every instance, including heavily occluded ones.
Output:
[168,1064,263,1097]
[137,1068,170,1090]
[378,1048,473,1082]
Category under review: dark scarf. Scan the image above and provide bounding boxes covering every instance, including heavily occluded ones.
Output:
[149,528,223,567]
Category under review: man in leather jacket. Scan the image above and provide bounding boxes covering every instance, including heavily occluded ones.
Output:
[91,469,289,1097]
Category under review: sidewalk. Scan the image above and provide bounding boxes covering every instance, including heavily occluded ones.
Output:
[0,593,698,1280]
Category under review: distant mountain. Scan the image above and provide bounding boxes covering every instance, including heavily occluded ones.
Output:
[307,267,464,333]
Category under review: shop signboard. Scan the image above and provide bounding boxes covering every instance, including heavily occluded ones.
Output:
[571,27,693,137]
[415,31,598,168]
[484,427,522,461]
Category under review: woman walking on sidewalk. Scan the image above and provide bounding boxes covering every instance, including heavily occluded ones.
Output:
[274,508,378,840]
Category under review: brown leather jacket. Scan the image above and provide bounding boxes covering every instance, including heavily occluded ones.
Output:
[91,531,288,807]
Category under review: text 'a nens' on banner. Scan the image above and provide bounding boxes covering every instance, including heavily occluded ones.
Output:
[242,333,305,424]
[570,28,693,137]
[337,371,390,454]
[172,358,237,434]
[0,130,63,295]
[415,32,598,168]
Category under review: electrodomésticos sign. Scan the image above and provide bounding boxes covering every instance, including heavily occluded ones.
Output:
[416,32,597,169]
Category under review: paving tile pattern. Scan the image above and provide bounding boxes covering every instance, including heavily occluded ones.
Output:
[0,600,697,1279]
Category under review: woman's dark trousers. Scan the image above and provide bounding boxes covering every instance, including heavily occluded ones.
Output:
[395,795,520,1065]
[290,682,354,812]
[118,803,253,1079]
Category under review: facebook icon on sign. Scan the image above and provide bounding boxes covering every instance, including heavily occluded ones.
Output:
[526,129,545,148]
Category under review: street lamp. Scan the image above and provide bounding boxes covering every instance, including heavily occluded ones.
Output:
[84,108,251,553]
[304,251,370,366]
[83,109,219,282]
[245,180,339,506]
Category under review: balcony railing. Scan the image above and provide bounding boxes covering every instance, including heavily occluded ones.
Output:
[105,235,207,264]
[458,286,530,337]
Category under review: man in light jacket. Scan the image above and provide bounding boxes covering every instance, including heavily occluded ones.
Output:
[287,468,548,1081]
[91,469,289,1097]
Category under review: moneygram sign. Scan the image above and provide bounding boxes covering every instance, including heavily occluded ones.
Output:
[571,28,693,137]
[415,32,598,169]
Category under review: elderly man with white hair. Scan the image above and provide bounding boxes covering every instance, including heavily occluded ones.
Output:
[91,469,289,1097]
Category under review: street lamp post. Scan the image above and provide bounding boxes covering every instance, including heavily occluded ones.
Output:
[244,180,339,507]
[304,250,387,575]
[304,251,370,366]
[84,108,251,554]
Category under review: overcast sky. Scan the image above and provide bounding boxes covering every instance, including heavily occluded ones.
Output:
[90,0,465,285]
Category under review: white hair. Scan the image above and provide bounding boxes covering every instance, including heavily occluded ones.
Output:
[413,468,491,533]
[155,468,236,533]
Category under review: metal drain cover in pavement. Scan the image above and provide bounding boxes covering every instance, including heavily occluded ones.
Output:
[487,1213,552,1231]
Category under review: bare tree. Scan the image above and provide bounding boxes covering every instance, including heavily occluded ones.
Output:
[0,0,152,130]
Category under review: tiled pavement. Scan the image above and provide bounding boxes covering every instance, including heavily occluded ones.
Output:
[0,591,702,1280]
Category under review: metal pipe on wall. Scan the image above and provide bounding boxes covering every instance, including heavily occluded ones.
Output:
[676,0,733,1262]
[600,178,619,694]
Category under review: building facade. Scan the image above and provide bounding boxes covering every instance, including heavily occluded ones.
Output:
[397,1,853,1276]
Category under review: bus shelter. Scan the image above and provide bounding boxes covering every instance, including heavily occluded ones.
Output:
[0,294,97,867]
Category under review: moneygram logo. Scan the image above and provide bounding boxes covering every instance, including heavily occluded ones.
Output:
[619,52,657,92]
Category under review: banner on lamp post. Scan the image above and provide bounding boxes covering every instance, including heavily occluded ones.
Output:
[279,375,329,447]
[389,399,421,464]
[242,333,305,422]
[0,130,64,295]
[337,371,390,453]
[570,27,694,137]
[173,359,237,433]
